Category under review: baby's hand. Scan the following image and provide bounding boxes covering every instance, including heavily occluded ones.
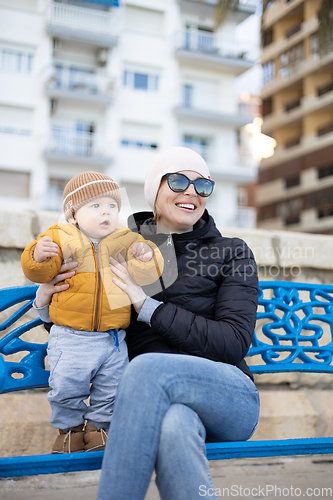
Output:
[33,236,59,263]
[130,242,153,262]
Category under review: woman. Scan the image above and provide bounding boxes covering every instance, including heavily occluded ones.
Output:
[36,147,259,500]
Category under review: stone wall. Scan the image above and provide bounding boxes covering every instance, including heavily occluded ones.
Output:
[1,210,333,456]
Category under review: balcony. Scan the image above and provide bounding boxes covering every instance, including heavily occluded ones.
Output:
[179,0,257,7]
[181,142,257,183]
[175,106,252,127]
[285,23,302,39]
[260,129,333,169]
[45,66,115,106]
[261,40,333,100]
[177,0,256,21]
[317,81,333,97]
[262,88,333,135]
[285,136,301,149]
[284,96,301,112]
[317,123,333,137]
[176,94,254,127]
[262,0,306,30]
[175,31,257,74]
[44,128,112,166]
[46,2,122,48]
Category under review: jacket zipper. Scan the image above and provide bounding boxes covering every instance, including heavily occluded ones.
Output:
[93,242,101,331]
[158,233,173,304]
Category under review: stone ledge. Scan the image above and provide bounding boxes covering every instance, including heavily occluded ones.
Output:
[1,390,333,457]
[0,210,61,249]
[221,227,333,270]
[1,210,333,272]
[253,390,319,441]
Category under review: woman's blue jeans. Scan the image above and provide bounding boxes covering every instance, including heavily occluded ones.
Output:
[97,353,260,500]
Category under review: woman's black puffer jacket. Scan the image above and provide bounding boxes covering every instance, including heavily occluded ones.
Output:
[126,209,259,380]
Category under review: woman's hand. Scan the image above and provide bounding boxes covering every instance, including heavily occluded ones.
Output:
[110,254,147,314]
[35,259,78,308]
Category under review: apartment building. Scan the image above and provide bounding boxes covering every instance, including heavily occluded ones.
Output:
[0,0,258,228]
[258,0,333,234]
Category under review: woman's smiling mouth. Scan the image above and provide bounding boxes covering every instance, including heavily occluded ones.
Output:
[176,203,195,211]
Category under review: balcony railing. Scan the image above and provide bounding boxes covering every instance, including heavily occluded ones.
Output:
[47,2,121,36]
[285,136,301,149]
[285,23,302,39]
[317,81,333,97]
[175,31,258,62]
[182,142,256,169]
[47,129,100,157]
[317,123,333,137]
[46,66,115,97]
[181,0,257,9]
[284,97,302,112]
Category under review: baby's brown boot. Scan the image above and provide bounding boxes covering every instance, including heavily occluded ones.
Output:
[84,424,108,452]
[51,424,85,453]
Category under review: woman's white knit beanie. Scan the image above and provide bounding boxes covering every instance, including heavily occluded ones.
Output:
[144,146,211,212]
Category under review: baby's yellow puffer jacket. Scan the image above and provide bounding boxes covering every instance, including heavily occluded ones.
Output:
[21,223,164,332]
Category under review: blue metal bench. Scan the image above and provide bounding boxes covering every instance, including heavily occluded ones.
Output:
[1,281,333,477]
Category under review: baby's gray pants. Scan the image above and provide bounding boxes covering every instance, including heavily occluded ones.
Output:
[47,325,128,431]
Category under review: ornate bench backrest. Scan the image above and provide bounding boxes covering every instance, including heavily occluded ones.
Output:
[1,281,333,393]
[0,285,47,393]
[248,281,333,374]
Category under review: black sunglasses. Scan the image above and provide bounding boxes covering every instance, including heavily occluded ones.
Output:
[166,173,215,197]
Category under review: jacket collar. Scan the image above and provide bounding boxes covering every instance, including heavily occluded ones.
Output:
[128,209,220,242]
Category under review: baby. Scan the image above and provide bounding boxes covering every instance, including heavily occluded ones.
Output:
[21,171,163,453]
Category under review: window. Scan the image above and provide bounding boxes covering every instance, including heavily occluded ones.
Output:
[263,29,273,47]
[262,97,273,117]
[46,177,70,211]
[121,139,157,149]
[285,136,301,149]
[123,71,159,91]
[0,48,33,73]
[237,187,248,207]
[183,135,208,160]
[318,164,333,179]
[263,61,275,85]
[317,123,333,137]
[279,43,303,77]
[0,105,32,136]
[54,65,96,91]
[124,6,164,36]
[183,84,193,107]
[285,175,300,188]
[70,67,95,89]
[0,170,30,198]
[0,127,30,136]
[310,34,318,54]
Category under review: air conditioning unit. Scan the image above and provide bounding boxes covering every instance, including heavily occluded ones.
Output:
[53,38,61,52]
[97,48,108,66]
